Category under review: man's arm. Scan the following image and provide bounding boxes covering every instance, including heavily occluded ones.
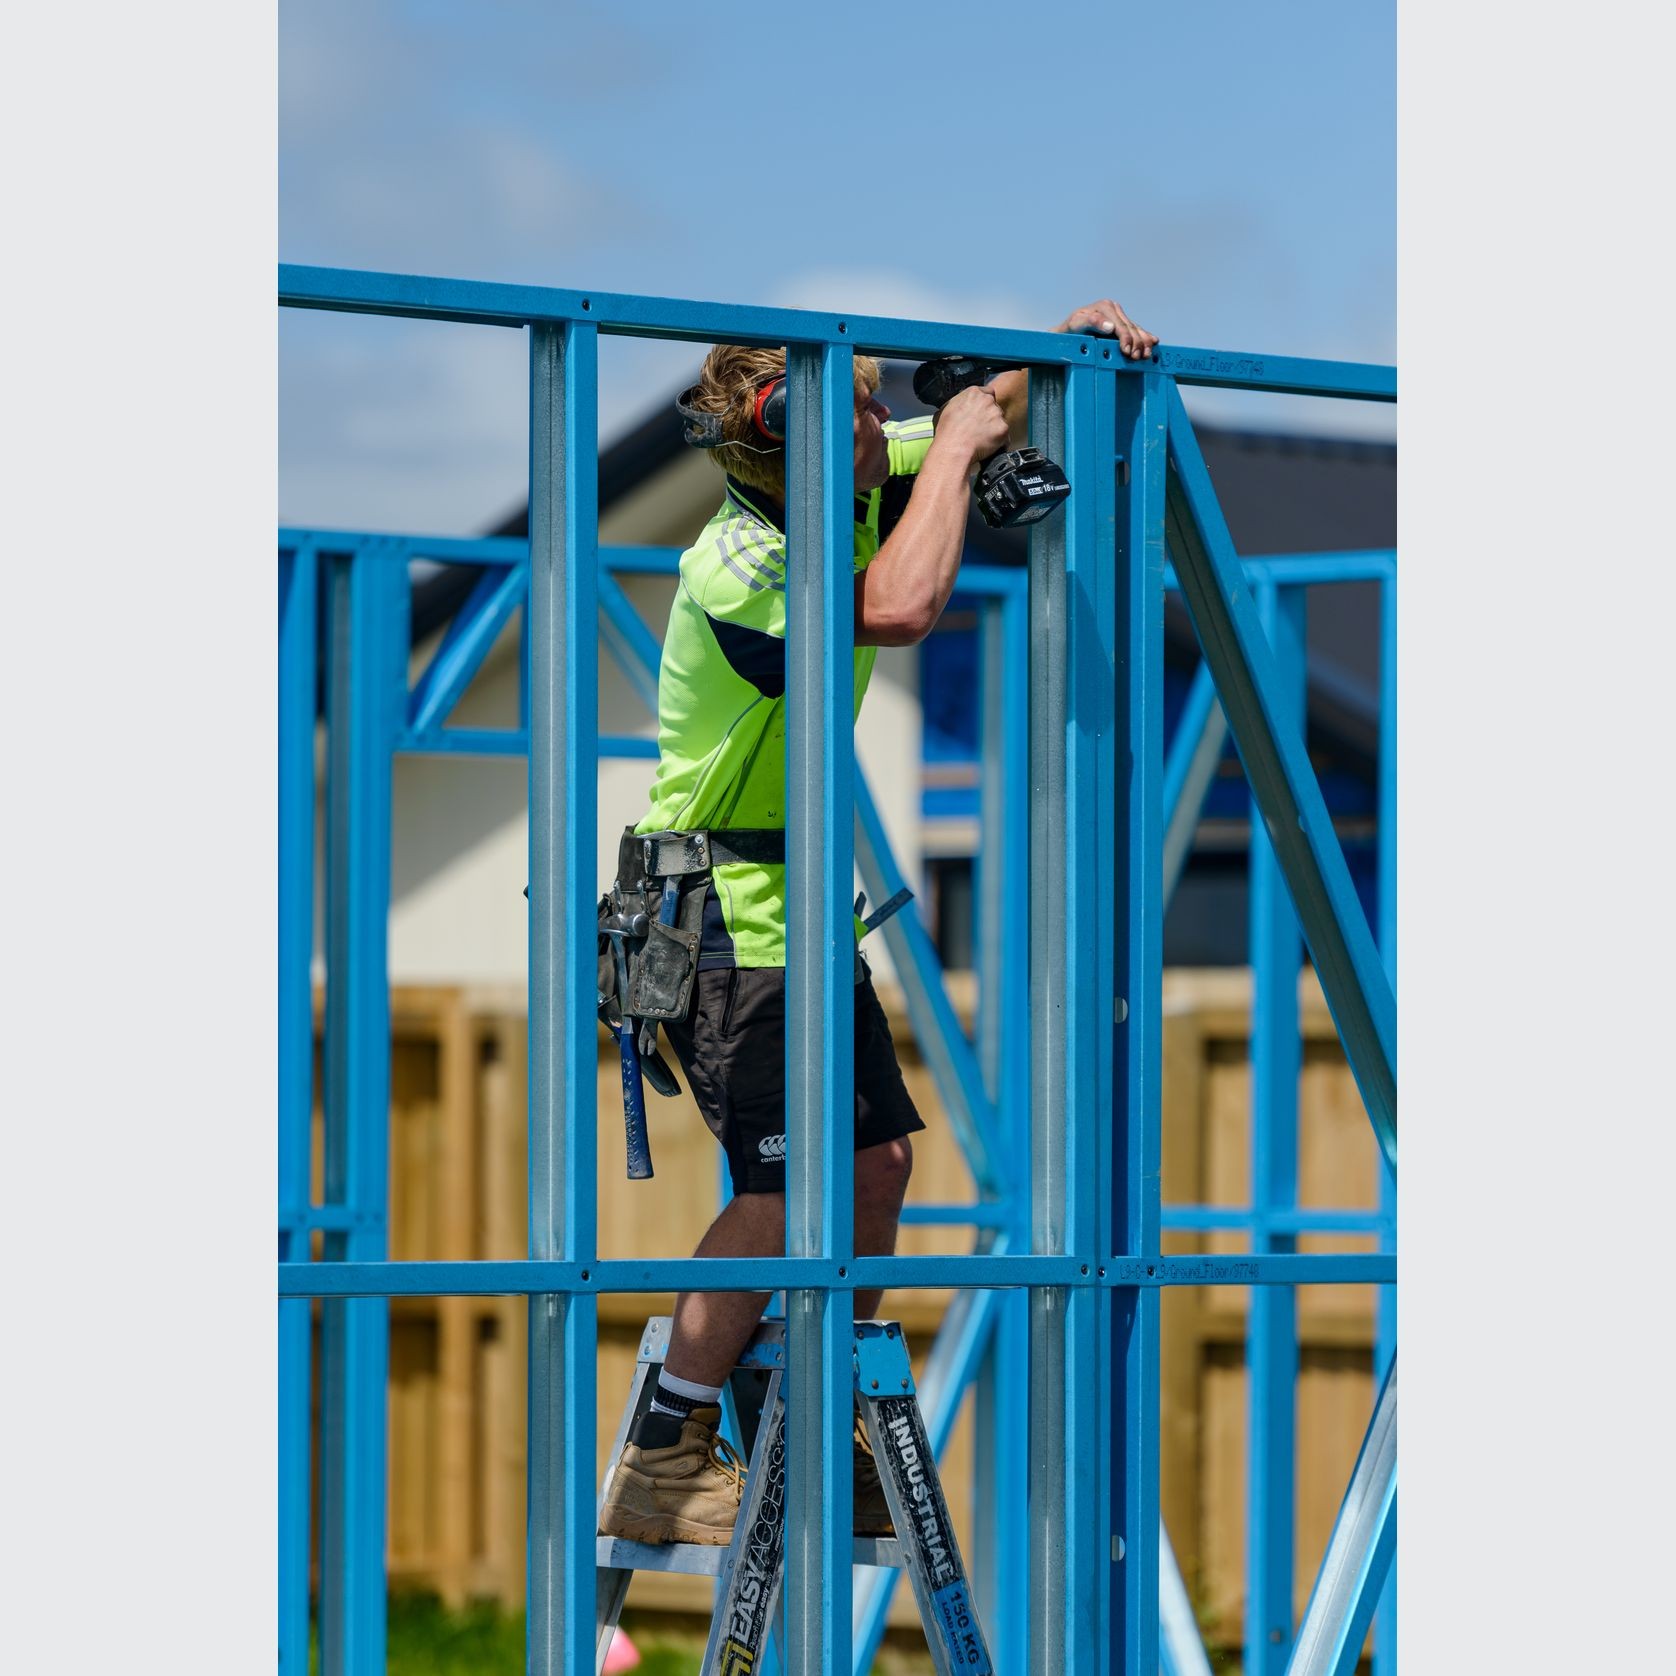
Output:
[854,298,1159,646]
[990,299,1160,448]
[855,387,1010,647]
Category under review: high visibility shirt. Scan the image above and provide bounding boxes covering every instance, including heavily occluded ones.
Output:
[634,417,937,967]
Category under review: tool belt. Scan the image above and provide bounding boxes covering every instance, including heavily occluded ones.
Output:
[596,825,912,1091]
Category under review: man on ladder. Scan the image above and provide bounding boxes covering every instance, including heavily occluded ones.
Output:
[597,301,1158,1549]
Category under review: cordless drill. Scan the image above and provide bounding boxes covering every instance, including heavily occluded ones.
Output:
[911,358,1072,529]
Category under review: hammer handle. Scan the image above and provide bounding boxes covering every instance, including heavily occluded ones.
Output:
[610,938,654,1180]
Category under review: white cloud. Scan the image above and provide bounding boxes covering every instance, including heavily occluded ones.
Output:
[280,5,641,282]
[770,269,1038,338]
[279,314,703,536]
[285,117,619,282]
[278,5,695,532]
[1090,191,1395,441]
[1178,385,1396,444]
[279,312,529,534]
[770,266,1392,442]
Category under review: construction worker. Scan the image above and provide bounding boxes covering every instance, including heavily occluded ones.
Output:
[599,301,1159,1545]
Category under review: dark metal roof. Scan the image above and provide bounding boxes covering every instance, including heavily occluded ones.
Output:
[411,391,698,643]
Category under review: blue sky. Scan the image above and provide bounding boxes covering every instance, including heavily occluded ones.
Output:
[280,0,1395,534]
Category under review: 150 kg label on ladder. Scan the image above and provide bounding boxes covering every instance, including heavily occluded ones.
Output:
[874,1398,993,1674]
[930,1581,991,1675]
[714,1409,786,1676]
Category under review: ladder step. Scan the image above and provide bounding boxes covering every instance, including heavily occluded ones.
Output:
[597,1534,907,1576]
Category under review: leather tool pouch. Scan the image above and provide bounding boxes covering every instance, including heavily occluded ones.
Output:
[627,918,700,1020]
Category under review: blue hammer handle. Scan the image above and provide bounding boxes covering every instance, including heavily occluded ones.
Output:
[609,935,654,1180]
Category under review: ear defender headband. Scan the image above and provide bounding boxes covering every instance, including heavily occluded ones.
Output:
[675,374,787,449]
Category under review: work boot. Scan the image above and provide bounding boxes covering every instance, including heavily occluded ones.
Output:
[853,1415,896,1536]
[598,1403,745,1546]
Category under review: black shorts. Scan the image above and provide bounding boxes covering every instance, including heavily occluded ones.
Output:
[663,963,926,1196]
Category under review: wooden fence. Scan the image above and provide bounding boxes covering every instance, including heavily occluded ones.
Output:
[306,969,1385,1649]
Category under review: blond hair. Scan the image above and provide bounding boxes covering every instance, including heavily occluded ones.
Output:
[686,343,882,497]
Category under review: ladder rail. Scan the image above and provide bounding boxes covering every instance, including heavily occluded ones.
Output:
[593,1352,657,1672]
[855,1322,995,1676]
[853,1284,1001,1672]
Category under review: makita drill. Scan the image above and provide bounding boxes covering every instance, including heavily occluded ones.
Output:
[911,357,1072,529]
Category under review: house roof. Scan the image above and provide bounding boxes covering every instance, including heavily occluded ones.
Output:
[414,362,1396,766]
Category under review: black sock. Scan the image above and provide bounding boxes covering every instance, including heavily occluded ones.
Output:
[647,1372,722,1422]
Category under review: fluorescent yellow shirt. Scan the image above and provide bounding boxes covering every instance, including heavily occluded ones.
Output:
[636,418,935,966]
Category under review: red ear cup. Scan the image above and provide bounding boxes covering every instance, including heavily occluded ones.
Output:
[752,377,787,442]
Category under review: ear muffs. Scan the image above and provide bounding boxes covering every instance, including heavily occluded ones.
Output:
[675,374,788,450]
[751,376,787,442]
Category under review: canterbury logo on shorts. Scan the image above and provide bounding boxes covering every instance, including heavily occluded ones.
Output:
[757,1134,787,1161]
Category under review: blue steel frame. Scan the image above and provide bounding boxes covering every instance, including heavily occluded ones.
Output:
[278,265,1397,1676]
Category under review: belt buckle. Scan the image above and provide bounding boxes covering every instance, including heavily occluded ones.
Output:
[642,830,709,877]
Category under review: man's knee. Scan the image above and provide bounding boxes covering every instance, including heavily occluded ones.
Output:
[856,1136,913,1207]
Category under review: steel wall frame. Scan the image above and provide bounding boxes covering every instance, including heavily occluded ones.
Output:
[278,264,1397,1676]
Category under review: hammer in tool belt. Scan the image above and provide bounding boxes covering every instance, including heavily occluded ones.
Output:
[601,910,655,1181]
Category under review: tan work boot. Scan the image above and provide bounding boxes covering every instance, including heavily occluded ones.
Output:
[598,1403,745,1546]
[853,1415,896,1536]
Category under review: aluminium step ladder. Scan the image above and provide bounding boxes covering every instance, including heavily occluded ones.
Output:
[596,1315,994,1676]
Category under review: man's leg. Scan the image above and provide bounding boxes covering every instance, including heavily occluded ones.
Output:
[663,1190,784,1388]
[599,1193,786,1547]
[663,1134,914,1380]
[853,1135,913,1319]
[604,960,920,1543]
[604,1138,915,1543]
[848,1136,914,1536]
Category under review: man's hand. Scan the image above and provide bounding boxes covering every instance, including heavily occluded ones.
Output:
[1054,299,1158,361]
[928,385,1010,481]
[991,300,1161,445]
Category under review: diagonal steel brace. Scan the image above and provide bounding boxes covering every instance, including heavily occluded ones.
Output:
[1162,383,1396,1175]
